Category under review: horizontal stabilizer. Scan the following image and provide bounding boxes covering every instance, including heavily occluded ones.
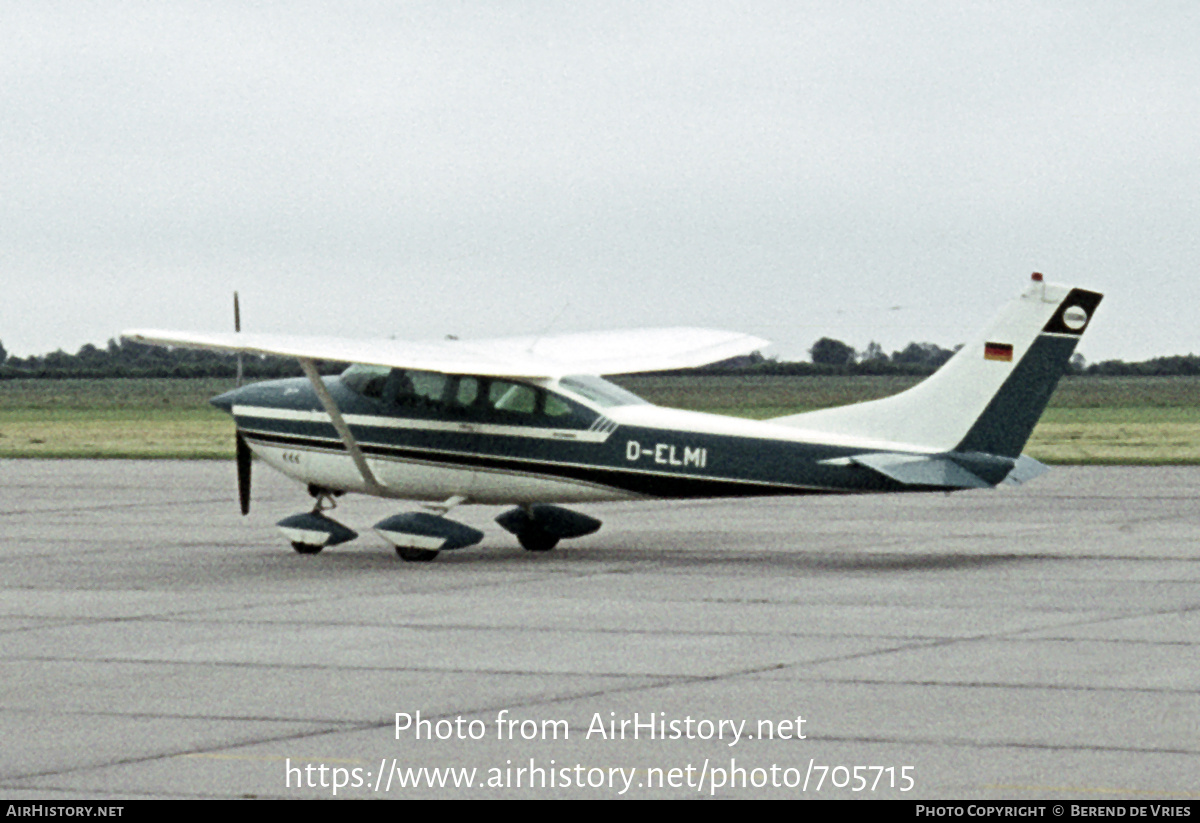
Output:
[1002,455,1050,486]
[824,450,1045,489]
[845,452,993,489]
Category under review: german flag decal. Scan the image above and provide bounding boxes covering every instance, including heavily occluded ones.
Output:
[984,342,1013,362]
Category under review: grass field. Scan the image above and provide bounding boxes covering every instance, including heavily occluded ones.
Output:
[0,379,234,459]
[1,375,1197,463]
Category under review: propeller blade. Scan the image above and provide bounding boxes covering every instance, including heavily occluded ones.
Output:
[236,432,252,515]
[234,291,243,388]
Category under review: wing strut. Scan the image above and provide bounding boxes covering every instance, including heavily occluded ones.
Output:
[297,358,384,494]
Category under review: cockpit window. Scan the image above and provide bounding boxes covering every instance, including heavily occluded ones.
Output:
[558,375,648,408]
[393,370,449,407]
[340,364,390,398]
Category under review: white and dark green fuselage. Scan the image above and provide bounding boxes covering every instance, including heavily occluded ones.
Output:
[213,372,913,505]
[212,280,1101,508]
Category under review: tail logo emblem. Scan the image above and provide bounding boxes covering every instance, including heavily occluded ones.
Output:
[1063,306,1089,331]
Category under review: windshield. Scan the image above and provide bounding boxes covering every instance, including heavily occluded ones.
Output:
[558,375,648,408]
[340,364,390,398]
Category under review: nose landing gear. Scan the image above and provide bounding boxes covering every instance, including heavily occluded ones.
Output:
[276,489,358,555]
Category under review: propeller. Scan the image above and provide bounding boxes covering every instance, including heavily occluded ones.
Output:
[234,291,243,387]
[236,432,252,515]
[234,291,249,515]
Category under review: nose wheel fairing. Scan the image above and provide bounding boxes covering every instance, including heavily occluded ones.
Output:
[276,511,359,554]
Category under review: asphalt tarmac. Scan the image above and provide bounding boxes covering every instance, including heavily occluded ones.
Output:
[1,460,1197,799]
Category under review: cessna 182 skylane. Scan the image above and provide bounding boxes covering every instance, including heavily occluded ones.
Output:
[123,273,1101,561]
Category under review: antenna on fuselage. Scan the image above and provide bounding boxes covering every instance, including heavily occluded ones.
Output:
[526,302,571,354]
[233,291,243,387]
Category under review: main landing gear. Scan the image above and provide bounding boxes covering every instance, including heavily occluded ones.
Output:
[274,493,602,562]
[495,504,602,553]
[396,545,440,563]
[374,510,484,562]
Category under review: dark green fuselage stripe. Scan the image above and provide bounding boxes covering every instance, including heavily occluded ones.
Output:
[236,417,918,498]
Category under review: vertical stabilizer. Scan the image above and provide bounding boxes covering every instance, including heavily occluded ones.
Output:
[773,276,1102,456]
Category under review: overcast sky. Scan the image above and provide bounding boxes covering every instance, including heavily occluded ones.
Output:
[2,1,1197,363]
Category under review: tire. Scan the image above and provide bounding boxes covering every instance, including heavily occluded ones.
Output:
[396,545,440,562]
[518,529,559,553]
[291,541,324,555]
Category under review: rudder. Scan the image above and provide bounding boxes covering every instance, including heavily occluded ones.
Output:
[955,287,1102,456]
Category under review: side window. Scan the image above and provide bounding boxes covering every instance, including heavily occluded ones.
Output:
[488,381,537,414]
[343,368,599,429]
[410,371,448,404]
[544,393,577,420]
[454,376,480,408]
[480,382,597,429]
[542,390,598,429]
[388,370,449,411]
[387,370,416,404]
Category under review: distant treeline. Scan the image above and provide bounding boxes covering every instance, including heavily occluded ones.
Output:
[1,336,1197,379]
[0,339,333,380]
[689,338,1200,377]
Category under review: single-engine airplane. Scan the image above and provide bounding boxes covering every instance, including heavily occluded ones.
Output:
[123,273,1101,561]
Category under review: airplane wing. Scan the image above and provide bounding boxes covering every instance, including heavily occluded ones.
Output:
[120,327,770,379]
